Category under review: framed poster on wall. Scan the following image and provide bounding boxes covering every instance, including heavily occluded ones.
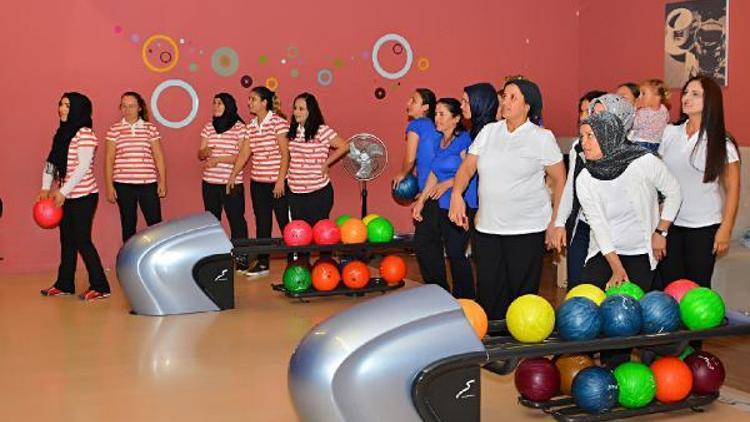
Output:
[664,0,728,88]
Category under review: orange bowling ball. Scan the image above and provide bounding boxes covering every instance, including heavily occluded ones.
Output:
[311,262,341,292]
[342,261,370,289]
[650,357,693,403]
[458,299,488,339]
[379,255,406,285]
[340,218,368,244]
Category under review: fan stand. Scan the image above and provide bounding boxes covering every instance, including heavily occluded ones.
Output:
[360,180,368,218]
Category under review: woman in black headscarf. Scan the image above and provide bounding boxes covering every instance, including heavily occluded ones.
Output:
[198,93,249,249]
[576,112,681,290]
[39,92,110,301]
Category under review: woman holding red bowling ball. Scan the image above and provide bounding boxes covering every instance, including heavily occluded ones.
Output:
[37,92,110,301]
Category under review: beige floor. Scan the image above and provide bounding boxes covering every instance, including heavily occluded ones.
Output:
[2,259,750,421]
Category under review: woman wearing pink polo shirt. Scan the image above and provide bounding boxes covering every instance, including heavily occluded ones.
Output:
[286,92,349,225]
[198,93,248,245]
[38,92,110,301]
[104,91,167,242]
[229,87,290,277]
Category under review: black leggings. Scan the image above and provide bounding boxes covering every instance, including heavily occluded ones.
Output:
[202,181,248,240]
[250,180,290,265]
[114,182,162,242]
[54,193,109,294]
[287,183,334,225]
[659,224,720,288]
[475,230,545,320]
[415,200,446,289]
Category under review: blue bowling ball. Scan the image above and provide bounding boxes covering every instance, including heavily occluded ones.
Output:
[572,366,619,413]
[600,294,642,337]
[640,291,680,334]
[392,174,419,201]
[556,297,602,341]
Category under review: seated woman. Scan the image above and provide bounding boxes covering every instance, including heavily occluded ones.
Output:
[576,112,681,290]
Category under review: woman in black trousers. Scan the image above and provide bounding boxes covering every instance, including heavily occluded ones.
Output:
[39,92,110,301]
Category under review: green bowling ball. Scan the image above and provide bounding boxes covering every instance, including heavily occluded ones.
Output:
[614,362,656,409]
[283,265,312,294]
[367,217,394,243]
[606,281,645,301]
[680,287,725,330]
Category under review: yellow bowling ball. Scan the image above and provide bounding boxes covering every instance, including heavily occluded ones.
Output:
[565,283,606,306]
[362,213,381,225]
[506,294,555,343]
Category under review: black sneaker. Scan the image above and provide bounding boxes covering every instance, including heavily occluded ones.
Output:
[244,261,269,278]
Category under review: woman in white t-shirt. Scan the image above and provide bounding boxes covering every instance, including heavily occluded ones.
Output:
[576,112,681,290]
[658,76,740,287]
[449,79,566,320]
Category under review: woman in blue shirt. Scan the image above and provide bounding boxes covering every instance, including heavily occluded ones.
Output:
[393,89,446,289]
[413,98,477,298]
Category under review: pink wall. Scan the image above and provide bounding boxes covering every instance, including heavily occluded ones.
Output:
[1,0,582,274]
[577,0,749,140]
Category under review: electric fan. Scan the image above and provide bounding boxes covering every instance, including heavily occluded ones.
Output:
[341,133,388,218]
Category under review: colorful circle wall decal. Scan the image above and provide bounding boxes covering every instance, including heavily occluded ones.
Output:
[290,68,299,78]
[150,79,200,129]
[141,34,179,73]
[189,63,198,72]
[265,76,279,91]
[317,69,333,86]
[240,75,253,88]
[374,88,386,100]
[417,57,430,71]
[211,47,239,77]
[371,33,413,80]
[159,51,172,64]
[392,43,403,55]
[130,33,141,44]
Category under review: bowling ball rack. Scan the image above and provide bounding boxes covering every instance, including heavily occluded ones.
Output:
[272,279,406,302]
[412,310,750,422]
[232,234,414,302]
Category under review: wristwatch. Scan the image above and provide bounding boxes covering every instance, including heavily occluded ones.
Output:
[655,228,669,238]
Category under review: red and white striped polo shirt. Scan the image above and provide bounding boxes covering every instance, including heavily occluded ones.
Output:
[106,119,161,184]
[64,127,98,198]
[288,124,338,193]
[200,121,245,185]
[245,112,288,183]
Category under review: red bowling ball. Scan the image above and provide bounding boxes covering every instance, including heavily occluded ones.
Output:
[312,219,341,245]
[684,351,726,395]
[664,279,699,303]
[514,357,560,401]
[33,198,63,229]
[283,220,313,246]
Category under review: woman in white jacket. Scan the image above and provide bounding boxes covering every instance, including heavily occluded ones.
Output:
[576,112,681,290]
